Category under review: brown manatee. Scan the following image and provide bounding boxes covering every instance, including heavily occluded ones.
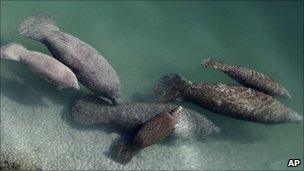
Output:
[111,107,182,164]
[202,58,292,99]
[1,42,79,90]
[19,14,121,104]
[153,74,302,124]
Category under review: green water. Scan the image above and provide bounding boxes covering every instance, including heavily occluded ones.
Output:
[1,1,303,170]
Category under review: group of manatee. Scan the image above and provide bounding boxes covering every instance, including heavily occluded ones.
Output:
[1,14,302,165]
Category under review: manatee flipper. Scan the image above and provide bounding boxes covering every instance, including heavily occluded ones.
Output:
[19,13,59,41]
[153,74,191,102]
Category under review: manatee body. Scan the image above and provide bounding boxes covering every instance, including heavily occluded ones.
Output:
[71,96,220,140]
[202,58,291,99]
[19,14,121,104]
[153,74,302,124]
[1,43,79,90]
[111,107,182,164]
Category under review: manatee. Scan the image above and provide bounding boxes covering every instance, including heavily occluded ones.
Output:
[19,14,121,104]
[153,74,302,124]
[111,106,183,164]
[71,96,220,140]
[202,58,292,99]
[0,43,79,90]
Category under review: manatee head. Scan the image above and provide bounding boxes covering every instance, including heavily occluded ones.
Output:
[63,71,80,90]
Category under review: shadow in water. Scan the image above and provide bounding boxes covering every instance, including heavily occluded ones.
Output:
[103,130,136,165]
[130,90,156,103]
[1,77,47,107]
[211,118,264,144]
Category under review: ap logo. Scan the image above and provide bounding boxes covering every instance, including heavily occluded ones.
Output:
[287,159,301,167]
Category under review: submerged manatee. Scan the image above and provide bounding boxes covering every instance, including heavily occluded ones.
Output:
[19,14,121,104]
[202,58,292,99]
[111,107,182,164]
[71,96,220,140]
[153,74,302,124]
[1,43,79,90]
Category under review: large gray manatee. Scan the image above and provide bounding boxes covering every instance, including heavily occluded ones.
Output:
[19,14,121,104]
[71,96,220,140]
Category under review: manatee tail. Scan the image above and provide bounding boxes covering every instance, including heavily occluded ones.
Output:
[0,43,28,61]
[202,58,224,70]
[153,74,191,102]
[19,13,59,41]
[111,143,136,165]
[71,95,116,125]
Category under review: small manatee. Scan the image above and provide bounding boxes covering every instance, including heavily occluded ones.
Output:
[202,58,292,99]
[1,43,79,90]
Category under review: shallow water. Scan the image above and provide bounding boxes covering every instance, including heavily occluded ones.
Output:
[1,1,303,170]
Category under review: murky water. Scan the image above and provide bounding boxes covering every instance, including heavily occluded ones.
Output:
[1,1,303,170]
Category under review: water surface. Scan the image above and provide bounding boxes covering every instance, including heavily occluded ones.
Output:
[1,1,303,170]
